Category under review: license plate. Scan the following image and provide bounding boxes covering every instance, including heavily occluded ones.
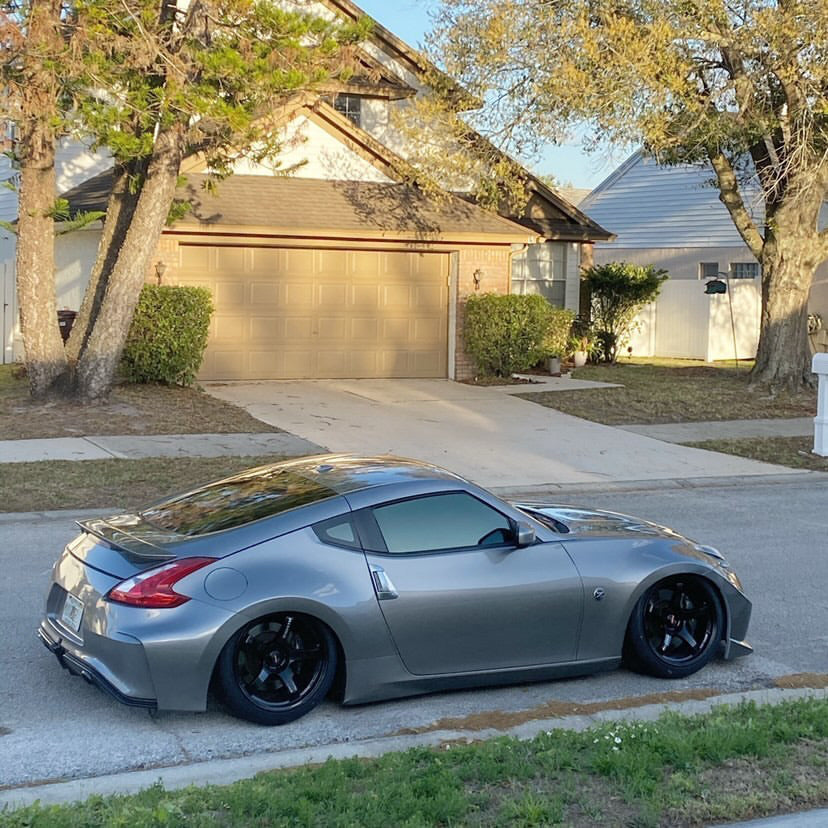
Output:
[60,592,84,633]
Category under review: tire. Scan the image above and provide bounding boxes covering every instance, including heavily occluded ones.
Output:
[216,613,338,725]
[624,576,723,679]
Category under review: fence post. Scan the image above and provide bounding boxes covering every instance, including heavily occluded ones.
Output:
[814,353,828,457]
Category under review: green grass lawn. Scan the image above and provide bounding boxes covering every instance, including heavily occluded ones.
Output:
[3,699,827,827]
[0,455,287,512]
[519,358,816,426]
[686,436,828,471]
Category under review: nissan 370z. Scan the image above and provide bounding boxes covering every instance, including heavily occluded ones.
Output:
[40,455,752,725]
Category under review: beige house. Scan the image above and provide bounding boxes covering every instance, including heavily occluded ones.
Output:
[3,0,612,379]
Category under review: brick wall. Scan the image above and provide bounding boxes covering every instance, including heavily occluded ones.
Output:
[454,246,511,380]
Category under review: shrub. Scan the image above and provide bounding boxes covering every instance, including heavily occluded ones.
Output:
[463,293,553,376]
[583,262,668,363]
[544,307,576,357]
[121,284,213,385]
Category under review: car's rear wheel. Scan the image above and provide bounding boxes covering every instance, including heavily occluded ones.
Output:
[216,613,337,725]
[624,576,723,679]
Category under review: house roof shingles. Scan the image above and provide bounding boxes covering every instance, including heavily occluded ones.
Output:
[63,172,536,240]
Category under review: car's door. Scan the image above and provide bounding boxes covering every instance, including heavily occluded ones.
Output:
[357,491,584,676]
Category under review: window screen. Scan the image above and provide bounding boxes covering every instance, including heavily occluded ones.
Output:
[333,94,362,128]
[371,493,513,554]
[730,262,759,279]
[699,262,719,280]
[511,243,567,307]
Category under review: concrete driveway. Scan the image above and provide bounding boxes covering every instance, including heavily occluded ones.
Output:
[205,379,797,488]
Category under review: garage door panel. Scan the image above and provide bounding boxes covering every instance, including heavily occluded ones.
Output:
[182,245,448,380]
[215,246,246,271]
[284,248,316,273]
[214,316,247,341]
[318,317,346,339]
[180,246,211,272]
[414,285,445,309]
[351,284,380,307]
[249,282,280,305]
[317,283,348,307]
[284,282,314,306]
[215,281,246,308]
[351,318,379,339]
[382,285,412,308]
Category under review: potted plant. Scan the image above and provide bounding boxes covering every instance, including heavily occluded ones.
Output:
[569,317,594,368]
[544,308,575,376]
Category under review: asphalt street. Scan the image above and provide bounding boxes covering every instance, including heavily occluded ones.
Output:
[1,476,827,789]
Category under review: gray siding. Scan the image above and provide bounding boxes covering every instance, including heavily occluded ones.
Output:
[582,152,763,249]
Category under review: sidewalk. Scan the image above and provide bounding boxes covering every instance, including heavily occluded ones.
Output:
[0,432,324,463]
[619,417,814,444]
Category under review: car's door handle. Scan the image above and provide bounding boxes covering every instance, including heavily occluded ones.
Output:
[369,564,398,600]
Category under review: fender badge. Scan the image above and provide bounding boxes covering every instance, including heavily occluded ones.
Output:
[593,588,606,601]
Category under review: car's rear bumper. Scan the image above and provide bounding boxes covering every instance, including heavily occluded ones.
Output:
[38,621,157,709]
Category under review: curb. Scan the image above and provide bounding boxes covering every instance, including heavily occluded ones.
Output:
[2,686,826,812]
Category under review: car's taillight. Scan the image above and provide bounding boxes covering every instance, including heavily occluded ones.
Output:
[107,557,217,608]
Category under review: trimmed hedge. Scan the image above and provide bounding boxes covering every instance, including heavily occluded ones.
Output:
[121,284,213,386]
[544,306,576,357]
[463,293,554,376]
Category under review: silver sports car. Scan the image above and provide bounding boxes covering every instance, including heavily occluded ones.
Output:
[40,455,752,725]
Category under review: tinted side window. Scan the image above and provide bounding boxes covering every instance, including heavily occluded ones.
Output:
[313,516,360,550]
[371,493,512,554]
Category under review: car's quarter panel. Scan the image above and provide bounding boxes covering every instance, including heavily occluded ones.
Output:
[177,525,402,703]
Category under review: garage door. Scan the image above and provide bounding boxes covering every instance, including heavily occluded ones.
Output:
[176,245,449,380]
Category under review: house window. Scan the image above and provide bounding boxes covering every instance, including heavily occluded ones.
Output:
[333,94,362,128]
[699,262,719,280]
[511,242,567,307]
[730,261,759,279]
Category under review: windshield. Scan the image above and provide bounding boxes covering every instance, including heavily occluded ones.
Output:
[141,466,337,536]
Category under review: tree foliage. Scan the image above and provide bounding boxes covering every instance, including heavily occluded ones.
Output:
[430,0,828,388]
[1,0,367,399]
[583,262,668,363]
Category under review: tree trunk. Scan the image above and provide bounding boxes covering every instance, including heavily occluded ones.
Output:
[15,0,66,398]
[751,234,817,390]
[75,127,183,400]
[65,163,142,365]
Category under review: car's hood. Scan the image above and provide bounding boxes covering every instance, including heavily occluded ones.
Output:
[515,504,687,541]
[514,503,729,564]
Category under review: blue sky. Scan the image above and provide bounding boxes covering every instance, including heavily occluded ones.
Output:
[355,0,622,190]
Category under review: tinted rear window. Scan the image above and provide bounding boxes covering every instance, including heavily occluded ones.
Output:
[141,468,336,536]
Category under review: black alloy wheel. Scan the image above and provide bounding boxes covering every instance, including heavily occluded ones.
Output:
[625,576,723,679]
[217,613,337,725]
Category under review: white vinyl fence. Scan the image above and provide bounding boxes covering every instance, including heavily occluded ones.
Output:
[626,278,760,361]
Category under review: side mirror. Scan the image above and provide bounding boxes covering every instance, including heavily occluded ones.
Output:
[515,521,536,548]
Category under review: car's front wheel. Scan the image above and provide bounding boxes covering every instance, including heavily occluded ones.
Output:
[624,576,723,679]
[216,613,337,725]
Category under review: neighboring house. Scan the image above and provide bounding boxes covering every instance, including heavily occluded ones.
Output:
[580,150,828,360]
[1,0,611,380]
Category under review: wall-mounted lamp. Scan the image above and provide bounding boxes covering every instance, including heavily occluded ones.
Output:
[154,260,168,285]
[473,268,483,290]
